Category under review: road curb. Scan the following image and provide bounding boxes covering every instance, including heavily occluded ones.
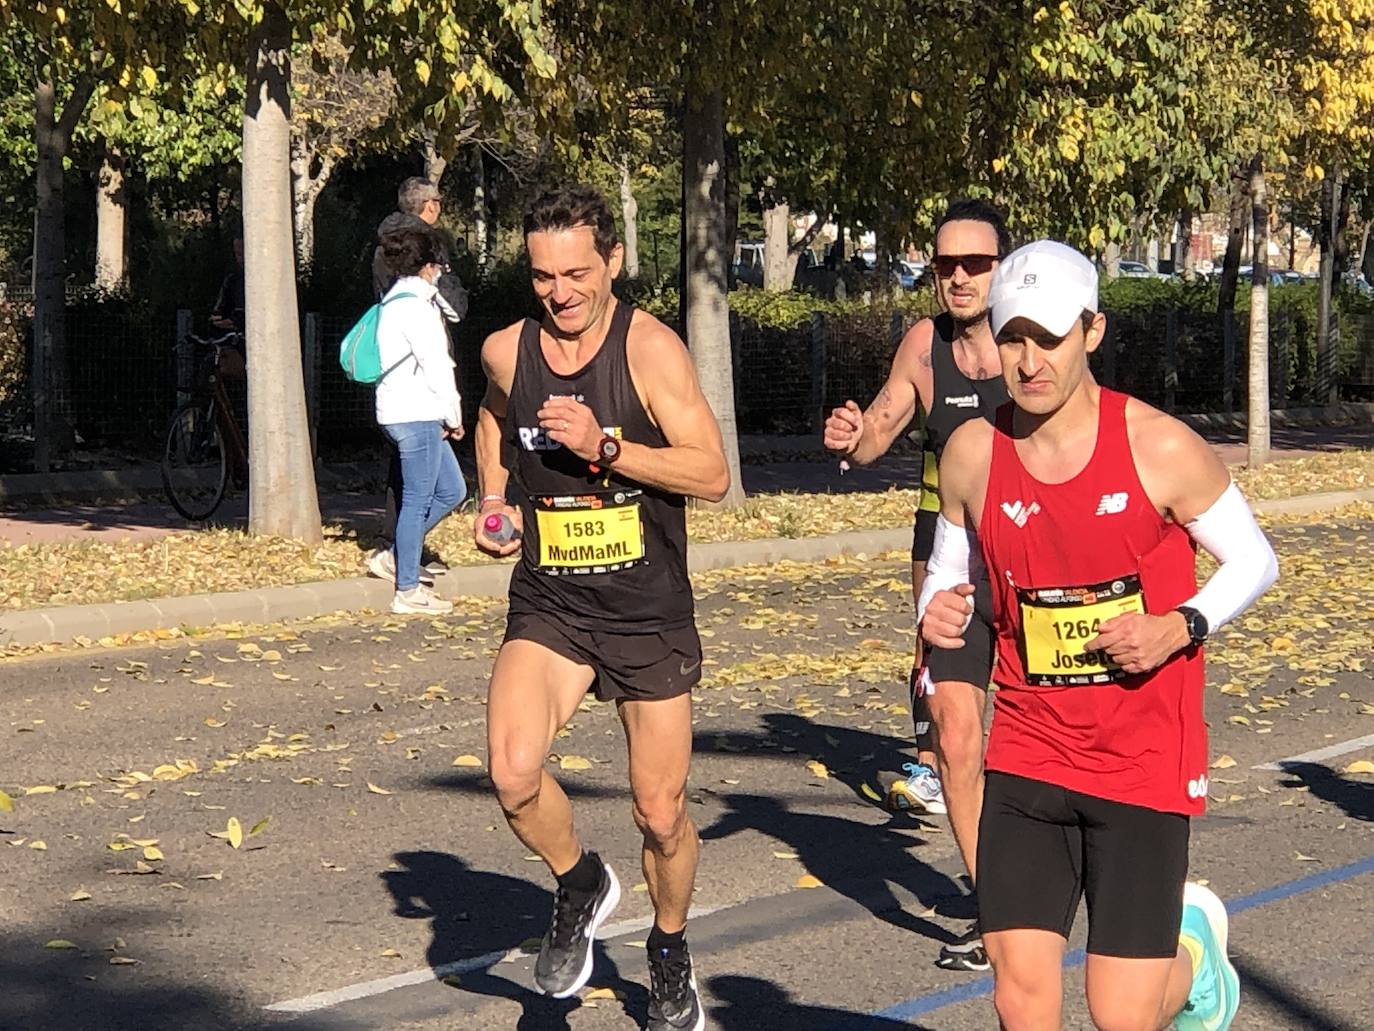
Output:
[0,492,1369,648]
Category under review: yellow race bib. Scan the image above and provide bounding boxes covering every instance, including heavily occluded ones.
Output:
[1017,574,1146,686]
[534,492,645,574]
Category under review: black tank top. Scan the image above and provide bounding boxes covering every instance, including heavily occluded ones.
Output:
[502,301,693,631]
[923,313,1010,459]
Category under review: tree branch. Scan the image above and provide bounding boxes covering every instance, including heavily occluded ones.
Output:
[790,210,831,255]
[55,73,97,144]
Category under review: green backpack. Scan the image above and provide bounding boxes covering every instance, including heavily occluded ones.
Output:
[339,292,416,384]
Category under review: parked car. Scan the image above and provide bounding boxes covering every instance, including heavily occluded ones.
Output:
[732,241,826,290]
[897,260,927,290]
[1117,260,1166,279]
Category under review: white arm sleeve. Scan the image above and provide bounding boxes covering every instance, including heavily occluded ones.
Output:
[1180,482,1279,632]
[916,514,975,627]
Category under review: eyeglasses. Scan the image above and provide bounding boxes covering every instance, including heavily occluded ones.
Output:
[933,254,998,278]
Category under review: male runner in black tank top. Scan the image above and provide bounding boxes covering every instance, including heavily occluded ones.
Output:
[823,198,1009,971]
[474,185,727,1031]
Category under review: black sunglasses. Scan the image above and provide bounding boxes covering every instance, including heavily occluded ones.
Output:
[933,254,998,277]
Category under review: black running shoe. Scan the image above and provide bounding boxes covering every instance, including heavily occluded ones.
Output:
[533,853,621,998]
[936,922,990,972]
[647,942,705,1031]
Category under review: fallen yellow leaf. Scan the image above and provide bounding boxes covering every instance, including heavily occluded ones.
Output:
[452,754,484,768]
[1344,760,1374,775]
[1211,755,1238,769]
[0,789,12,812]
[70,890,92,902]
[367,782,393,795]
[143,846,164,862]
[559,755,593,771]
[805,760,830,779]
[29,840,47,850]
[45,940,78,950]
[227,817,243,849]
[25,785,58,795]
[796,874,823,889]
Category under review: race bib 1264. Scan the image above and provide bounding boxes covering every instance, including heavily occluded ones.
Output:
[1016,574,1146,686]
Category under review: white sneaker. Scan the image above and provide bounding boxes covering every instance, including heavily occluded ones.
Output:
[390,585,453,615]
[366,548,433,587]
[887,762,948,815]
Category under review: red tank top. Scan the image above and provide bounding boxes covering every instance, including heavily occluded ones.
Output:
[980,388,1209,815]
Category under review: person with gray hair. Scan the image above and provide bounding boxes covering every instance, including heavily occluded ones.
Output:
[368,177,470,579]
[371,176,469,321]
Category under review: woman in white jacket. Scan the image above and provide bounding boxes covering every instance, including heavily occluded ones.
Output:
[369,226,467,614]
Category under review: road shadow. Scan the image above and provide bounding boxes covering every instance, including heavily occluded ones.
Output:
[1278,761,1374,822]
[708,974,935,1031]
[1233,951,1365,1031]
[0,920,340,1031]
[381,850,648,1030]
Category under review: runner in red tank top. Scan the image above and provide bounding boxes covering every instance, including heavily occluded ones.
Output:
[918,241,1277,1031]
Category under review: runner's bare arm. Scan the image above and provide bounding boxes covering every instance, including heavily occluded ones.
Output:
[473,326,523,554]
[1089,403,1278,672]
[917,420,992,648]
[823,319,934,464]
[542,316,728,502]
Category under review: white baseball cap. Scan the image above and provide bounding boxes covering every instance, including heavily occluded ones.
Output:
[988,240,1098,339]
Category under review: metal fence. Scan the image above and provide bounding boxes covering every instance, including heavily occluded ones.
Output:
[2,301,1372,472]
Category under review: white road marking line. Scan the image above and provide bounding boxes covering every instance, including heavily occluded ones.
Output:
[1252,732,1374,771]
[264,903,724,1014]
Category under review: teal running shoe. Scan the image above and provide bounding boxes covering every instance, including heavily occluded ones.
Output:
[1175,881,1240,1031]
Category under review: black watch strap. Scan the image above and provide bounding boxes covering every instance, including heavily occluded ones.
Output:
[1176,606,1209,647]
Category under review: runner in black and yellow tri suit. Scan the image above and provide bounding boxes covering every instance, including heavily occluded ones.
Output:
[823,198,1010,971]
[474,184,727,1031]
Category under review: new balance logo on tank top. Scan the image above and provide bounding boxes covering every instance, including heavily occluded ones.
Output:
[979,389,1209,815]
[502,301,693,632]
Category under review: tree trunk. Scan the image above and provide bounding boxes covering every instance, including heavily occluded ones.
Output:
[471,145,488,268]
[619,158,640,280]
[762,201,793,292]
[1218,169,1250,414]
[723,133,739,291]
[1247,157,1270,467]
[1316,169,1341,404]
[31,76,93,470]
[682,85,743,508]
[1171,210,1190,274]
[243,2,322,544]
[94,142,128,294]
[423,131,447,186]
[1103,241,1121,279]
[288,135,333,275]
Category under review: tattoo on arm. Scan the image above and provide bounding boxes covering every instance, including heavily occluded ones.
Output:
[869,386,894,414]
[918,350,932,368]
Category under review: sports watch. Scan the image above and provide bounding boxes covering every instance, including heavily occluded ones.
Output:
[1175,606,1209,647]
[595,435,622,466]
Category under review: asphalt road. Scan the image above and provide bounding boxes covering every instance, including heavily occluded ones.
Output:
[2,514,1372,1031]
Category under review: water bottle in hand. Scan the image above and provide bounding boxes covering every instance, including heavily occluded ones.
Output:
[483,512,520,545]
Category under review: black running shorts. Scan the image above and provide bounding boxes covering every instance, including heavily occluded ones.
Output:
[977,772,1190,958]
[923,577,996,689]
[504,610,702,703]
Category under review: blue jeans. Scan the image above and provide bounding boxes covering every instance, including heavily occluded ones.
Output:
[382,421,466,590]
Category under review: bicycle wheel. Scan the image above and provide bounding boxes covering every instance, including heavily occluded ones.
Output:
[161,400,229,521]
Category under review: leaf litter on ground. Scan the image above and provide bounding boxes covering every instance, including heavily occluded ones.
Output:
[1,450,1368,615]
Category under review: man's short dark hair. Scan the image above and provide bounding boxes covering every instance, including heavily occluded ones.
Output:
[523,185,619,262]
[935,199,1012,259]
[380,225,444,279]
[398,176,440,216]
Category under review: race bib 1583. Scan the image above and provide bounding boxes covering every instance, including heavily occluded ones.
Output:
[533,492,645,574]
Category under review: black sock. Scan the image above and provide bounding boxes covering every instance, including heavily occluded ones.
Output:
[555,850,601,896]
[647,923,686,954]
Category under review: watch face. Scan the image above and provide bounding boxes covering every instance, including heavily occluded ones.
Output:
[599,436,621,462]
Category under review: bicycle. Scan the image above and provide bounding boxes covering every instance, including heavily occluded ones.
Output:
[161,331,249,521]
